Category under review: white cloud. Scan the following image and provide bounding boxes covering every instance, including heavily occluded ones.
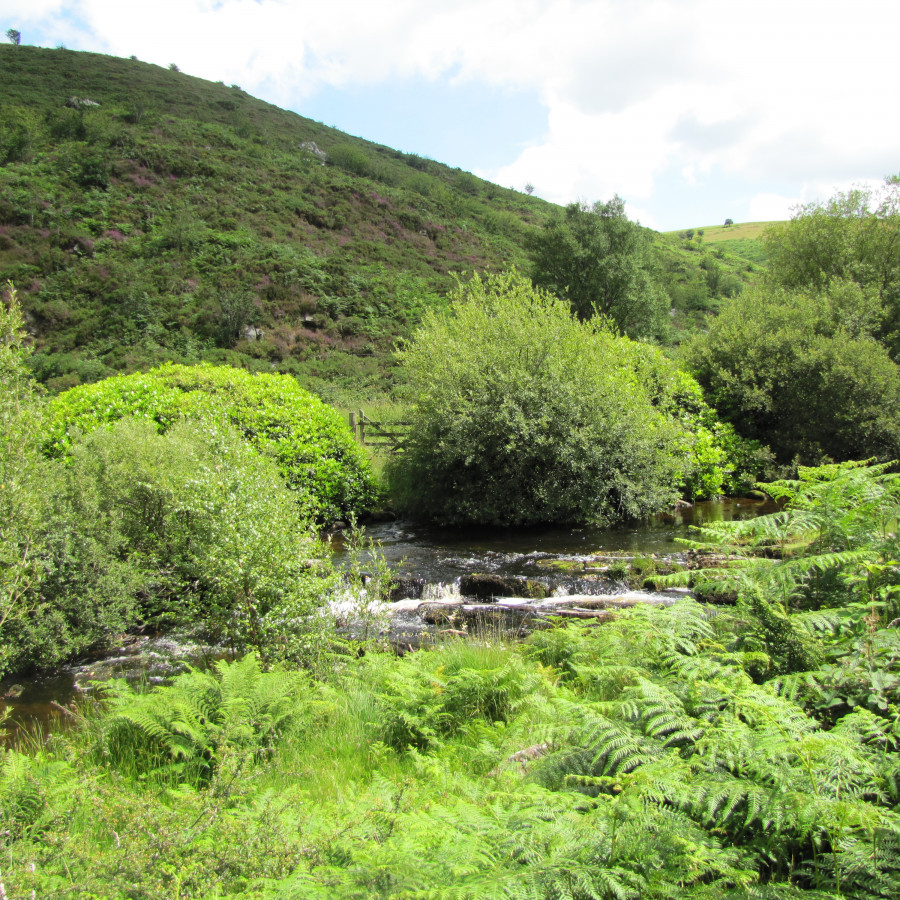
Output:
[748,193,798,222]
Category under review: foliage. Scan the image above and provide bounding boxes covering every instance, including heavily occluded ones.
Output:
[388,270,738,526]
[46,362,377,521]
[5,29,20,45]
[662,460,900,696]
[2,414,337,674]
[0,282,51,676]
[529,196,670,339]
[5,587,900,897]
[92,654,315,785]
[684,281,900,464]
[764,177,900,356]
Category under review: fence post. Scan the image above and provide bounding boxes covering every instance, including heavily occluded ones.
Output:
[348,411,357,440]
[358,409,365,445]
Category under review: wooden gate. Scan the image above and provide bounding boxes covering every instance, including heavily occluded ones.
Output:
[349,410,411,453]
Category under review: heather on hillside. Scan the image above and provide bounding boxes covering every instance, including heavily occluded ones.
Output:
[0,45,754,401]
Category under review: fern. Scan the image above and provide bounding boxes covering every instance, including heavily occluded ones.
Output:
[92,653,311,783]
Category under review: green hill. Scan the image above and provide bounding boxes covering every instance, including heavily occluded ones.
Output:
[664,221,778,267]
[0,45,758,399]
[0,45,558,399]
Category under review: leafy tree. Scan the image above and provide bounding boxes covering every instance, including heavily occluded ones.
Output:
[5,28,20,45]
[765,177,900,355]
[389,271,725,527]
[3,413,337,675]
[684,281,900,464]
[528,197,669,339]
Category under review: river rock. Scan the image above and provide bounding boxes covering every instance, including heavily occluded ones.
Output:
[459,573,549,600]
[389,577,427,601]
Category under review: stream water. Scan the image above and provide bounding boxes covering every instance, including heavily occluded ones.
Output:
[1,497,776,739]
[331,496,777,583]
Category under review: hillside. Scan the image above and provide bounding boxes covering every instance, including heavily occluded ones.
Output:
[0,46,757,400]
[665,220,776,267]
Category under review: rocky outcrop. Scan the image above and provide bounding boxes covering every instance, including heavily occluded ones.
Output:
[65,96,100,109]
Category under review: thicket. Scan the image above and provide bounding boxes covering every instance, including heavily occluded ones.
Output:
[687,178,900,466]
[389,270,764,526]
[684,280,900,464]
[0,287,371,677]
[4,462,900,897]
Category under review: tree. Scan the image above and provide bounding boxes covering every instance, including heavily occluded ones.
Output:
[528,197,669,339]
[724,218,734,226]
[389,271,718,527]
[5,29,20,45]
[684,281,900,464]
[764,177,900,354]
[524,182,535,195]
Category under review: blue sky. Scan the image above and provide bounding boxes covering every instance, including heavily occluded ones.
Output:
[3,0,900,231]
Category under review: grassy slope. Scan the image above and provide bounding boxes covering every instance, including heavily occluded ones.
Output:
[665,220,779,267]
[0,45,759,400]
[652,229,762,334]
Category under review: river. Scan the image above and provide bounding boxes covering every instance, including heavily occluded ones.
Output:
[1,497,775,739]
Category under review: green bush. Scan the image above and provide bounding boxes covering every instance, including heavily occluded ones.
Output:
[388,270,727,526]
[328,143,373,177]
[684,282,900,464]
[46,362,377,521]
[4,415,337,673]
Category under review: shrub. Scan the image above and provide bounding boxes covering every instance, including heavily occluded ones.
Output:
[328,144,373,177]
[46,363,377,521]
[684,282,900,464]
[0,284,50,676]
[388,270,716,526]
[4,415,336,673]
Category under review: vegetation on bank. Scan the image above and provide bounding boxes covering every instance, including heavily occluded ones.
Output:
[47,362,377,521]
[0,286,372,679]
[388,270,764,526]
[4,461,900,897]
[687,178,900,467]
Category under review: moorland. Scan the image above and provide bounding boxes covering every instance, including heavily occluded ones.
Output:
[2,43,900,899]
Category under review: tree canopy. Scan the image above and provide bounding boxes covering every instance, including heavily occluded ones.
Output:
[528,197,669,339]
[47,363,377,521]
[764,177,900,356]
[684,281,900,465]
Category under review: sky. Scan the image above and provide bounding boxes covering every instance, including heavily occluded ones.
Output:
[3,0,899,231]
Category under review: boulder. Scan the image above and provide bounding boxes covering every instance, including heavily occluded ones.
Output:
[459,573,549,600]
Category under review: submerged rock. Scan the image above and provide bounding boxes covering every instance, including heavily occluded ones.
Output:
[459,573,549,600]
